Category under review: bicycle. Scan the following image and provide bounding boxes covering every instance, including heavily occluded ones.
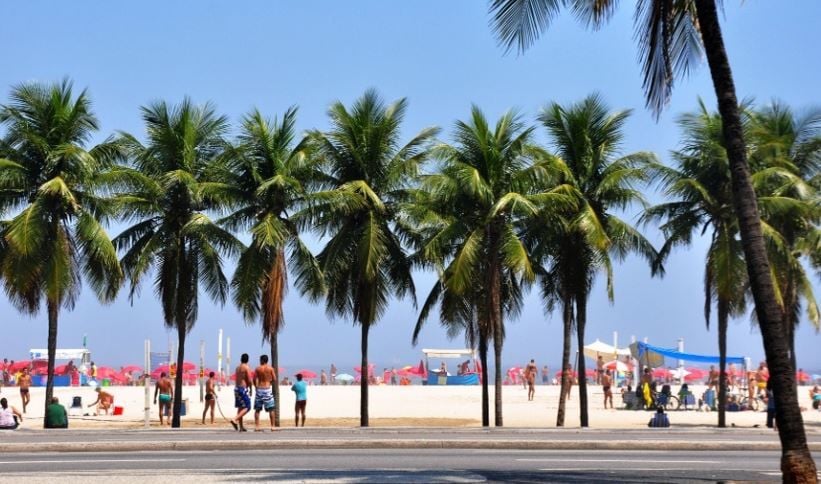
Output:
[652,390,679,411]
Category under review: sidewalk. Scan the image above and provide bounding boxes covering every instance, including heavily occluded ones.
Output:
[3,427,819,453]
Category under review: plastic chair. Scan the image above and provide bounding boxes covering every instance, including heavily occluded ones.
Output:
[69,396,82,416]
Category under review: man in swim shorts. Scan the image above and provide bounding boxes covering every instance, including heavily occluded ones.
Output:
[202,371,216,425]
[253,354,276,431]
[602,369,613,409]
[18,368,31,413]
[154,372,173,426]
[231,353,252,431]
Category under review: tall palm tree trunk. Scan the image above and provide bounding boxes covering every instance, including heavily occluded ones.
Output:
[271,335,280,427]
[360,324,369,427]
[44,300,59,427]
[695,1,816,479]
[479,335,490,427]
[576,298,589,427]
[556,296,572,427]
[172,321,185,428]
[783,278,798,375]
[717,299,728,428]
[486,222,504,427]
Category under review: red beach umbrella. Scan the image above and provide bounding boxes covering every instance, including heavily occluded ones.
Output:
[652,368,670,379]
[797,370,811,383]
[296,370,317,379]
[9,360,32,372]
[121,365,143,374]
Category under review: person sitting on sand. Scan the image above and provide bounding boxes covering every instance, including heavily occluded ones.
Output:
[45,397,68,429]
[810,385,821,410]
[0,398,22,430]
[88,387,113,415]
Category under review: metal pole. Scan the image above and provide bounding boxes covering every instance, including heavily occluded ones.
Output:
[144,340,151,428]
[199,340,205,403]
[226,337,231,387]
[677,338,685,385]
[217,329,223,390]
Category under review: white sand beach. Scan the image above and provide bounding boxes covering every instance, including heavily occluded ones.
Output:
[5,383,821,430]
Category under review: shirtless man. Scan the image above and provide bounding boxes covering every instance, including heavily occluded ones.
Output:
[153,372,173,426]
[708,365,719,391]
[562,365,574,401]
[231,353,253,431]
[202,372,216,425]
[596,356,605,385]
[602,369,614,409]
[525,359,538,401]
[18,369,31,413]
[88,387,113,415]
[253,354,276,432]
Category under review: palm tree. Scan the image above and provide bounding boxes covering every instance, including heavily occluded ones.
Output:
[488,3,815,478]
[220,107,323,427]
[410,106,571,426]
[531,95,660,428]
[749,102,821,372]
[113,99,241,428]
[0,80,123,424]
[305,89,437,426]
[643,100,751,429]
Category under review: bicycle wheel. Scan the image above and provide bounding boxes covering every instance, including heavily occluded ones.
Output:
[665,396,679,411]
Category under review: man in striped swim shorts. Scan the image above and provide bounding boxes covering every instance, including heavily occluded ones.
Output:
[254,354,277,432]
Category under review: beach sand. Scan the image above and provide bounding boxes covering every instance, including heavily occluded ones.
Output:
[5,383,820,430]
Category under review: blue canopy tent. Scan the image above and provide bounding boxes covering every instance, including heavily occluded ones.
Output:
[635,342,745,366]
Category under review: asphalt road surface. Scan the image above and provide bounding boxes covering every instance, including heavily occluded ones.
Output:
[1,449,818,483]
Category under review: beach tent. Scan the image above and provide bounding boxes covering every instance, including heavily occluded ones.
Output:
[635,342,745,366]
[604,360,629,373]
[421,349,478,385]
[583,340,631,363]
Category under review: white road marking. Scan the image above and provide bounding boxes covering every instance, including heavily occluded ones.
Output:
[0,458,185,464]
[519,458,717,463]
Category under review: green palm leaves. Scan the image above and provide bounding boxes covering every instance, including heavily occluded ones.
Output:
[0,80,123,424]
[113,98,241,428]
[306,90,438,427]
[533,95,660,427]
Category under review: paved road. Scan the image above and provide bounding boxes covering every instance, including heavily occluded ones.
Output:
[3,425,803,443]
[0,449,815,483]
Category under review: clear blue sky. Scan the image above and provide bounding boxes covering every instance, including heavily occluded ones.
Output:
[1,1,819,373]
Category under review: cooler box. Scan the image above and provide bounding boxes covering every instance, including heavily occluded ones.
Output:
[101,379,111,387]
[112,406,124,416]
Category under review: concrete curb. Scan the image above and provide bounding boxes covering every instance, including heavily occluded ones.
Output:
[4,439,818,453]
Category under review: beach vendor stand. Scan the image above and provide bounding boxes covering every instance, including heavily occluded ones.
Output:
[29,348,91,387]
[422,348,479,385]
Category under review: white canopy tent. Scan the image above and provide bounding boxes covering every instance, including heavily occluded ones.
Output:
[583,340,631,363]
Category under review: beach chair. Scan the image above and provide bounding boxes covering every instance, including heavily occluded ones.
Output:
[69,396,82,416]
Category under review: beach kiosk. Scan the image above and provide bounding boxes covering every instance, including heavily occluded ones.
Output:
[29,348,91,387]
[422,348,479,385]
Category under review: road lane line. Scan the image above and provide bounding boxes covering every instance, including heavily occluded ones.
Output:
[529,459,720,464]
[0,458,185,464]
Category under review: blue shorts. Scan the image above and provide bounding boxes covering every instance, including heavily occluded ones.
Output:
[254,387,275,411]
[234,387,251,410]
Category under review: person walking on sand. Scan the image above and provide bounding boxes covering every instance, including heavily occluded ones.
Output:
[253,355,276,432]
[230,353,253,432]
[154,372,173,426]
[707,365,719,391]
[525,359,537,401]
[292,373,308,427]
[602,369,614,409]
[330,364,337,385]
[18,368,31,413]
[541,365,549,385]
[202,372,216,425]
[320,369,327,386]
